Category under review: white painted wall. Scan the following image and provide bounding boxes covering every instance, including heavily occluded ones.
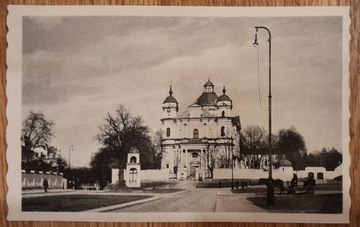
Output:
[214,166,342,182]
[22,173,64,189]
[111,168,169,184]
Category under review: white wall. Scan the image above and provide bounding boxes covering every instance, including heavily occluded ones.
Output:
[111,165,342,183]
[111,168,169,184]
[111,168,119,184]
[213,168,293,181]
[213,166,342,182]
[22,173,64,189]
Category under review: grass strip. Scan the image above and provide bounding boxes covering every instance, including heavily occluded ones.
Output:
[22,194,152,212]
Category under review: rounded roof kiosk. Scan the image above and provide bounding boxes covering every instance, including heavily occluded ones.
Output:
[275,155,293,169]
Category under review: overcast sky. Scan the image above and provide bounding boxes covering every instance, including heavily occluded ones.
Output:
[22,15,343,167]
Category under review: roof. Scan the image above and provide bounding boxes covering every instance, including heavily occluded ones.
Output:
[163,95,178,104]
[217,86,232,102]
[217,94,232,102]
[195,92,218,106]
[204,79,214,87]
[275,156,293,167]
[201,110,216,118]
[177,110,190,118]
[163,85,178,104]
[176,109,216,118]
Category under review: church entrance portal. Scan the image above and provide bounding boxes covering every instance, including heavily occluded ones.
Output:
[190,163,199,179]
[189,150,201,180]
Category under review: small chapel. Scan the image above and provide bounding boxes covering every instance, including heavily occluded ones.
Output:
[160,79,241,180]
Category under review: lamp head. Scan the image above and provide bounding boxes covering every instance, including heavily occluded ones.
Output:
[253,32,259,47]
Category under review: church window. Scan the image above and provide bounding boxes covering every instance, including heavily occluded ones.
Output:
[130,156,137,163]
[166,127,170,137]
[221,126,225,136]
[192,153,199,158]
[193,129,199,138]
[221,111,225,117]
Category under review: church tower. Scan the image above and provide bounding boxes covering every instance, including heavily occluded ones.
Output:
[216,86,233,117]
[162,85,178,118]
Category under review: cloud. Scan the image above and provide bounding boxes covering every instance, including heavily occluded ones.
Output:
[21,15,344,166]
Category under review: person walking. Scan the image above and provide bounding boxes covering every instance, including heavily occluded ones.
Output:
[43,178,49,192]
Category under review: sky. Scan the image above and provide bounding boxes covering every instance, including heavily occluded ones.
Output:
[22,15,344,167]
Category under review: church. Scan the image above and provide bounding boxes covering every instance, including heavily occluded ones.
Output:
[160,79,241,180]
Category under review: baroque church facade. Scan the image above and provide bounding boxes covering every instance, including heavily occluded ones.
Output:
[160,80,241,180]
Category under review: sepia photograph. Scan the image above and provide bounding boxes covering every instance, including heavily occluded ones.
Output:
[6,6,350,223]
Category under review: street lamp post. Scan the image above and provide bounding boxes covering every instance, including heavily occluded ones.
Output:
[253,26,274,206]
[230,143,234,190]
[69,145,73,167]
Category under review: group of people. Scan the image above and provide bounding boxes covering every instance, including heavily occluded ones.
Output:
[287,173,316,194]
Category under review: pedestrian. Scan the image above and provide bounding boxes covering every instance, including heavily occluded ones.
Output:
[43,178,49,193]
[219,181,222,188]
[290,174,298,189]
[235,181,239,189]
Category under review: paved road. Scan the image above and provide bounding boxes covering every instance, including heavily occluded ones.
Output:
[109,188,265,213]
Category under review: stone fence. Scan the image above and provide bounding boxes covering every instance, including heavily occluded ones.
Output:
[22,171,66,189]
[111,165,342,183]
[213,165,342,182]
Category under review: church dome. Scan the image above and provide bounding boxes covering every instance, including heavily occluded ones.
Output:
[196,93,218,105]
[217,86,232,102]
[163,85,178,104]
[195,79,218,106]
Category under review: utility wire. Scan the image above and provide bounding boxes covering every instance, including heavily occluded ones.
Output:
[257,46,268,111]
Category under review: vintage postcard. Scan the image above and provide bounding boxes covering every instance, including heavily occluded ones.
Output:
[6,6,350,223]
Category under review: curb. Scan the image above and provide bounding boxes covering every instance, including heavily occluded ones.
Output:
[84,196,162,212]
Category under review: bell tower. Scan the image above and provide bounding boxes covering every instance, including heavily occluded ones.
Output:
[216,86,233,117]
[162,85,179,118]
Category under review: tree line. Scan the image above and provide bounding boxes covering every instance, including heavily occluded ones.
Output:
[21,106,162,189]
[240,125,342,171]
[21,106,342,189]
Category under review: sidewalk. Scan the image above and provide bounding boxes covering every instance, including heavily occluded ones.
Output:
[22,189,80,197]
[22,188,189,198]
[22,189,74,194]
[215,188,266,212]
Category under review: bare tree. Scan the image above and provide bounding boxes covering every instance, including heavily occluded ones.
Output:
[205,145,216,178]
[95,104,150,186]
[240,125,267,151]
[21,111,55,162]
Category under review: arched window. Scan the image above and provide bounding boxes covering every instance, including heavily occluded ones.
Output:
[193,129,199,138]
[221,111,225,117]
[130,156,137,163]
[166,127,170,137]
[221,126,225,136]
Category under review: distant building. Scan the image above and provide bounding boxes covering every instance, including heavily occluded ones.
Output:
[160,80,241,180]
